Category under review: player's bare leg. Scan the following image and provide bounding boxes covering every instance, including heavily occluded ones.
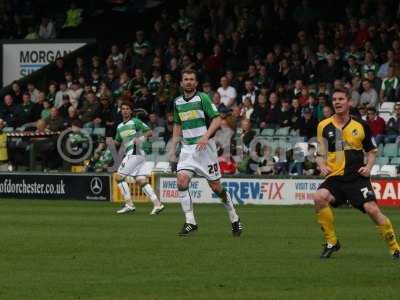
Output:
[177,170,197,235]
[135,176,164,215]
[115,173,135,214]
[363,202,400,259]
[313,189,340,258]
[208,180,242,236]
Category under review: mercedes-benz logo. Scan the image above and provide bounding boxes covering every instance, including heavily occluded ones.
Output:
[90,177,103,195]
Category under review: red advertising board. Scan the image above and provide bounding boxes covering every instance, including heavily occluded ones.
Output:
[372,179,400,207]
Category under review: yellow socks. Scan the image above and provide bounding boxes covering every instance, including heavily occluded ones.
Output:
[317,206,337,245]
[377,218,400,254]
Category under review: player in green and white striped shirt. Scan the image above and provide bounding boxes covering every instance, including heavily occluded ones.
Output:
[171,69,242,236]
[114,101,164,215]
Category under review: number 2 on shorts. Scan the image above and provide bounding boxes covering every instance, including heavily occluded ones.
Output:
[208,163,219,174]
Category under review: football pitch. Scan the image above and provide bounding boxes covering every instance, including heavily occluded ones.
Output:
[0,200,399,300]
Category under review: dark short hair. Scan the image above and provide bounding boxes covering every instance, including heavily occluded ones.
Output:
[121,100,133,110]
[181,69,198,79]
[367,107,377,113]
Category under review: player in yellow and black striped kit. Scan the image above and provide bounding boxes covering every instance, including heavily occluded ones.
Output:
[313,88,400,260]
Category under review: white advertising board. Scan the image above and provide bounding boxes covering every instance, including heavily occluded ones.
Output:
[2,41,86,86]
[159,177,322,205]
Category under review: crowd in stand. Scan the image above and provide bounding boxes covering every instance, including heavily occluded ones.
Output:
[1,0,400,175]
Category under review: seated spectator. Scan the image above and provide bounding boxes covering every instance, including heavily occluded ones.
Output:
[16,92,35,127]
[250,94,269,128]
[288,146,305,176]
[322,105,334,119]
[38,17,56,39]
[303,144,319,175]
[366,107,385,145]
[379,66,399,103]
[240,79,258,105]
[40,100,52,121]
[360,79,379,108]
[79,91,101,128]
[47,108,64,132]
[256,145,276,175]
[27,82,40,103]
[280,98,292,127]
[290,98,302,130]
[217,76,237,108]
[240,97,254,120]
[299,108,317,140]
[264,92,282,129]
[1,95,18,128]
[64,106,81,128]
[385,103,400,143]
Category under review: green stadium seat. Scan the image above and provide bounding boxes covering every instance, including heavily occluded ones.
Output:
[383,143,398,158]
[253,128,260,135]
[377,143,384,156]
[260,128,275,136]
[376,156,389,166]
[390,157,400,165]
[3,127,14,133]
[92,127,106,137]
[275,127,290,136]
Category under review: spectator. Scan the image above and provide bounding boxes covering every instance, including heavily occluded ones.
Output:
[58,95,71,119]
[322,105,334,119]
[303,144,319,175]
[366,107,386,145]
[218,147,237,175]
[299,107,317,140]
[360,79,379,108]
[240,97,254,120]
[377,50,395,79]
[380,66,399,103]
[217,76,237,108]
[1,95,18,128]
[280,98,292,127]
[265,92,282,128]
[16,92,35,127]
[250,94,269,129]
[79,92,101,128]
[38,17,56,39]
[47,107,64,132]
[0,119,8,171]
[40,100,52,121]
[27,82,40,103]
[385,104,400,143]
[240,79,258,105]
[256,145,276,175]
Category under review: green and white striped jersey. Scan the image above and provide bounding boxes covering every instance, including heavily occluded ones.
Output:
[115,117,150,154]
[173,91,219,145]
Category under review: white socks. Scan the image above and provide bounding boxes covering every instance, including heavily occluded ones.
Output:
[118,181,134,207]
[179,189,196,225]
[222,191,239,223]
[142,183,161,206]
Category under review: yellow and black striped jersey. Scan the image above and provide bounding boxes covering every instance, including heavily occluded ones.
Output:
[317,116,377,180]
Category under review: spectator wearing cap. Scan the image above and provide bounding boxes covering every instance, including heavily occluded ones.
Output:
[360,79,379,108]
[384,103,400,143]
[217,76,237,108]
[299,107,317,140]
[1,95,18,128]
[16,92,35,127]
[366,107,386,145]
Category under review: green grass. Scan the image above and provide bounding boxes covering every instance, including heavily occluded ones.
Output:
[0,200,399,300]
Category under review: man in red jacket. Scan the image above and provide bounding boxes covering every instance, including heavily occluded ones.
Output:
[366,107,385,145]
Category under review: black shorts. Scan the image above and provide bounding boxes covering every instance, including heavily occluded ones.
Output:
[318,175,376,212]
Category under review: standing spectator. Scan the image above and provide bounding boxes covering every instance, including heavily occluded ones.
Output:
[366,107,386,145]
[217,76,237,108]
[38,17,56,39]
[384,104,400,143]
[360,79,379,108]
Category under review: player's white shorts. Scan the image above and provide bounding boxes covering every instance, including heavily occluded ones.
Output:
[177,139,221,181]
[117,154,153,177]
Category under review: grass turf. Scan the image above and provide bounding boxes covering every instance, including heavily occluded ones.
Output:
[0,200,399,300]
